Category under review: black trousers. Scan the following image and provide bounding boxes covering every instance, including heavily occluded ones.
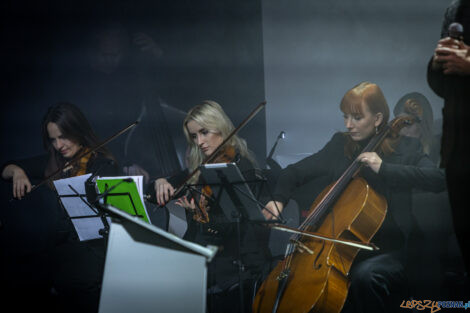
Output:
[51,239,106,313]
[446,162,470,275]
[341,252,409,313]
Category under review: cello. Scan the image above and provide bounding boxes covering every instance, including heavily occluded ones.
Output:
[253,115,414,313]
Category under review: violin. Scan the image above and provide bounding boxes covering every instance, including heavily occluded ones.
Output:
[10,121,138,202]
[193,145,236,224]
[62,148,93,178]
[148,101,266,213]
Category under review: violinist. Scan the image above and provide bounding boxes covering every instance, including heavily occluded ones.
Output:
[1,102,118,313]
[2,102,117,198]
[263,82,446,312]
[153,100,270,313]
[393,92,441,165]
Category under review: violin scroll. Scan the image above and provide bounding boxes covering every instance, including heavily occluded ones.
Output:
[387,115,416,138]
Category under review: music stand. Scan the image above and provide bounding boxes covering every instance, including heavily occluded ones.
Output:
[95,177,150,220]
[198,162,268,313]
[199,163,267,222]
[53,174,109,241]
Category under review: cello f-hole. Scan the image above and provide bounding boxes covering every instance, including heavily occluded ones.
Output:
[313,241,325,269]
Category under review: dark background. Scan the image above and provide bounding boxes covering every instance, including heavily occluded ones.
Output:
[0,0,266,173]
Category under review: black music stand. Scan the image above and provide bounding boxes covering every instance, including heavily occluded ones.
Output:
[198,162,278,313]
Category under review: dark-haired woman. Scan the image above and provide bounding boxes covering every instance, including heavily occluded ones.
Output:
[263,82,446,312]
[1,102,119,313]
[2,102,117,197]
[393,92,441,165]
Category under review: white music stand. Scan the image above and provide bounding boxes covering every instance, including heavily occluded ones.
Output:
[98,204,218,313]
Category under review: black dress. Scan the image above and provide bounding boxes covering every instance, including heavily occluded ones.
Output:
[166,154,271,313]
[0,153,119,313]
[271,132,446,312]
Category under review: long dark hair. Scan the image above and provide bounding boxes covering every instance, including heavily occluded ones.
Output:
[42,102,114,177]
[394,92,434,155]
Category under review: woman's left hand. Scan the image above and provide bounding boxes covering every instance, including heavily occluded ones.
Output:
[175,195,196,211]
[357,152,382,173]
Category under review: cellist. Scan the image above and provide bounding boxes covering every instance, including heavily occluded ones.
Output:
[1,102,119,313]
[263,82,446,312]
[152,100,271,313]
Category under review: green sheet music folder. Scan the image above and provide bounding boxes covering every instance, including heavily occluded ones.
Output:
[96,177,150,224]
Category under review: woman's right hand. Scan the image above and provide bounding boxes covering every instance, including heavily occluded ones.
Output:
[10,166,32,199]
[154,178,175,205]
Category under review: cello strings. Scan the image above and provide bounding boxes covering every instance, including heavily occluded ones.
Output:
[283,127,391,271]
[298,127,389,237]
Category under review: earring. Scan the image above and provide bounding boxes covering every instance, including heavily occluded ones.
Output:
[375,126,378,134]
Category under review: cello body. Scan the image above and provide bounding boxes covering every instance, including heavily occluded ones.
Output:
[253,177,387,313]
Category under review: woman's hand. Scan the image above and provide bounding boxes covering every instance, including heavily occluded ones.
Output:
[154,178,175,205]
[175,195,210,211]
[2,164,32,199]
[175,195,196,211]
[262,201,284,220]
[357,152,382,173]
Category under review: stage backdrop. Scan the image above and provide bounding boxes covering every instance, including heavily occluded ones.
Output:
[262,0,449,167]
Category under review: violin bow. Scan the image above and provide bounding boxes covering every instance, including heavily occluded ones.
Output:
[271,224,378,251]
[23,121,139,196]
[170,101,266,201]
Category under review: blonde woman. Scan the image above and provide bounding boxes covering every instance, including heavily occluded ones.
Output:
[153,100,269,313]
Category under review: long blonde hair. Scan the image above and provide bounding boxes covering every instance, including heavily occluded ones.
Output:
[340,82,397,158]
[183,100,255,183]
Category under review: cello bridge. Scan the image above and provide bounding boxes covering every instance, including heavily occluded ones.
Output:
[290,239,314,255]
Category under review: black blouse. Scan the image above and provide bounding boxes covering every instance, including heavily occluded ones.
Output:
[272,132,446,253]
[166,154,271,287]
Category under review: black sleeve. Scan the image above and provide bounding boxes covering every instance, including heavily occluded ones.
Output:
[426,0,459,98]
[427,58,446,99]
[378,137,446,193]
[2,155,49,182]
[237,156,257,180]
[166,169,190,188]
[272,133,344,205]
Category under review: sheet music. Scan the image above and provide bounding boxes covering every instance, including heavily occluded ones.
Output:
[98,175,144,203]
[53,174,109,241]
[96,175,151,224]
